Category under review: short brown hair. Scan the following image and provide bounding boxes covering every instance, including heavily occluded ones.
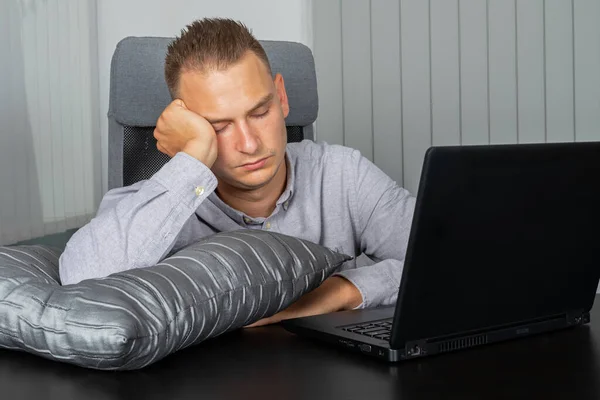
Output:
[164,18,271,98]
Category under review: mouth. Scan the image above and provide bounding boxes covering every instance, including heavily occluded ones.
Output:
[240,156,270,171]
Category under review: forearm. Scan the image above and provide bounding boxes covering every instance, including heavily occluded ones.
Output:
[244,275,362,327]
[59,152,217,285]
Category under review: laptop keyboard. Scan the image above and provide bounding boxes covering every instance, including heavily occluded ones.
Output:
[341,318,393,340]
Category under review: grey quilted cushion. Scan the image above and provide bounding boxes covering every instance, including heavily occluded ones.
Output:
[0,230,351,370]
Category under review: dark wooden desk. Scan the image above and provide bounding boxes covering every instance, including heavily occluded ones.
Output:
[2,296,600,400]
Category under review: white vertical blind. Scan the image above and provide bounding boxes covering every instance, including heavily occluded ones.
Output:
[313,0,600,195]
[0,0,101,245]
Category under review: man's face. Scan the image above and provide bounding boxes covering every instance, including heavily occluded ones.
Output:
[178,52,290,191]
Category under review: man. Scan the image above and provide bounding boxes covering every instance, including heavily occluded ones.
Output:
[59,18,415,327]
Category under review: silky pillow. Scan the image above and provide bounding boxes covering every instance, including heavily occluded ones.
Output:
[0,230,351,370]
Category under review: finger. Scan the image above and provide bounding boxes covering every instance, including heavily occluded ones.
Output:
[244,317,272,328]
[244,320,266,328]
[153,127,162,141]
[173,98,187,109]
[156,142,169,156]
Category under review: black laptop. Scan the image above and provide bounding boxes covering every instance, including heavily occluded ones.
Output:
[282,141,600,362]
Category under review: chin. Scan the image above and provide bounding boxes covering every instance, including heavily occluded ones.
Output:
[238,171,276,189]
[219,154,285,190]
[237,162,282,190]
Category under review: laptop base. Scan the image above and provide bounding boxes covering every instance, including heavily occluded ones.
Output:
[402,310,589,360]
[282,309,590,363]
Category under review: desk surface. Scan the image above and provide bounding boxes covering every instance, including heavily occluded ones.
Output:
[2,297,600,400]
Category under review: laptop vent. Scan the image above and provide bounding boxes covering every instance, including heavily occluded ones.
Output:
[438,334,488,353]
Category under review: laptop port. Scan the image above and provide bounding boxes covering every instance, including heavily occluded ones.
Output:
[408,345,421,356]
[358,344,372,353]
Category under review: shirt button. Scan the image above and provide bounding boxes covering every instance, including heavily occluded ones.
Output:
[265,222,271,229]
[244,217,252,224]
[194,186,205,197]
[283,201,289,209]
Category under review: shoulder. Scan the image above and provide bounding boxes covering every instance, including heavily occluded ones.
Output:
[286,140,359,167]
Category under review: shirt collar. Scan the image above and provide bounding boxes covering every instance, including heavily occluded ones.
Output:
[276,151,295,210]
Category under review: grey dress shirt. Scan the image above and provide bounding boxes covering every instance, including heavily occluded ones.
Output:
[59,140,416,309]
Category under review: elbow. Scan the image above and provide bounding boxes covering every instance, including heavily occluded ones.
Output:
[58,238,103,285]
[58,235,137,285]
[58,248,84,286]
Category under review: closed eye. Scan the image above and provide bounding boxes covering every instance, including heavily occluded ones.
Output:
[252,109,269,119]
[214,123,229,133]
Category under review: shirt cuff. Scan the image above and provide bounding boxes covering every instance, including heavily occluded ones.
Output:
[151,151,218,209]
[333,259,404,309]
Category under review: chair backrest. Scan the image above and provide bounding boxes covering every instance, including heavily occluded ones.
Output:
[107,37,319,190]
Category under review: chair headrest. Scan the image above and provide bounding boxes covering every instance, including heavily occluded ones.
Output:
[108,37,318,128]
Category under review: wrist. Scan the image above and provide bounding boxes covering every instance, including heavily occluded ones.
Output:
[330,276,363,310]
[182,142,216,168]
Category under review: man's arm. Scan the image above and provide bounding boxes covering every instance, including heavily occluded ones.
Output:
[59,152,217,285]
[245,275,362,327]
[332,149,416,308]
[246,149,414,327]
[60,99,220,285]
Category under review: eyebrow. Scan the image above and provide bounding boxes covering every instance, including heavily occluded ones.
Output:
[206,93,274,125]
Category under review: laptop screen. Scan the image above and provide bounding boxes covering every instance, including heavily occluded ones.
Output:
[392,142,600,346]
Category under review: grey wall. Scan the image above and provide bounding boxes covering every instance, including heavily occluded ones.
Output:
[313,0,600,195]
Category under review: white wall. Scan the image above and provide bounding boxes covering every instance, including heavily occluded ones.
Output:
[96,0,313,194]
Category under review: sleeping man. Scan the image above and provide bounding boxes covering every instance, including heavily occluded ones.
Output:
[59,18,415,327]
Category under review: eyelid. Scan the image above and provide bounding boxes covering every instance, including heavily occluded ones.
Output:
[253,99,272,115]
[253,109,269,118]
[213,123,229,133]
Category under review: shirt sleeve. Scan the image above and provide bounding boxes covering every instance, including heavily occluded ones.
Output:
[58,152,217,285]
[333,149,416,308]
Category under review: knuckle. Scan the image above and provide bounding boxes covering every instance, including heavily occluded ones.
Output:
[159,111,170,123]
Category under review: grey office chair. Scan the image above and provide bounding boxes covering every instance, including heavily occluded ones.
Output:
[107,37,319,190]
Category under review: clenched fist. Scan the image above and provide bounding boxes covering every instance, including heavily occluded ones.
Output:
[154,99,218,168]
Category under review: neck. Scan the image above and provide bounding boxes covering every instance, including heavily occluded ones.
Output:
[216,157,288,218]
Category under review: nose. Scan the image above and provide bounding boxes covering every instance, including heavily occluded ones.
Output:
[236,120,260,154]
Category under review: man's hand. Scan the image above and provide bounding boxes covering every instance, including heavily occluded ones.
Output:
[154,99,218,168]
[245,276,363,328]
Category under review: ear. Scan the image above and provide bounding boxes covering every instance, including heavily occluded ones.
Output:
[274,73,290,118]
